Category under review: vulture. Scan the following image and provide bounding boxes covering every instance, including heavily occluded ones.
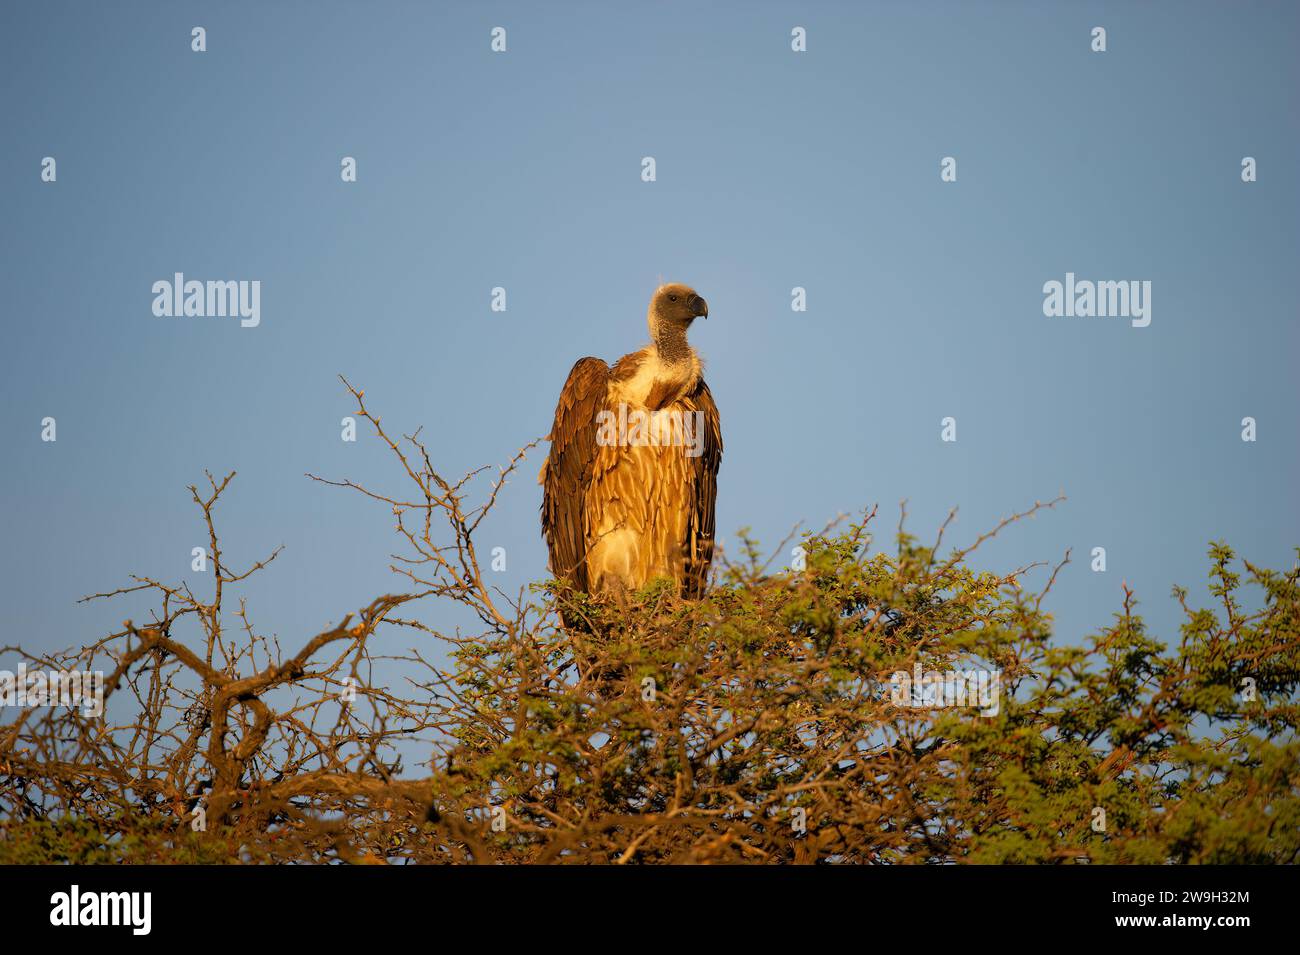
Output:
[540,283,722,606]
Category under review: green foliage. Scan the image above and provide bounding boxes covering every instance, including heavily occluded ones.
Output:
[0,815,250,865]
[425,519,1299,863]
[3,494,1295,864]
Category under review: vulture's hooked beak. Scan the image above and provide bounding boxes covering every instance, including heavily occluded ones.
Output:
[692,295,709,319]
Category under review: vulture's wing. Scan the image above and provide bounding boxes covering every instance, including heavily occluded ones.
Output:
[682,377,723,598]
[541,356,611,591]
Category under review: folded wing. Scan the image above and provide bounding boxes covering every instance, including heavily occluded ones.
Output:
[541,357,611,592]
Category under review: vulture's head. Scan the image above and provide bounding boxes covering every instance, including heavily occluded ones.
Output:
[648,283,708,338]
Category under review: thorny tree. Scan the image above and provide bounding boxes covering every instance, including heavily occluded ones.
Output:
[1,378,1297,863]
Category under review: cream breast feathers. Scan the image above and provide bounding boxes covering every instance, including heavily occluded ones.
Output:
[610,346,702,409]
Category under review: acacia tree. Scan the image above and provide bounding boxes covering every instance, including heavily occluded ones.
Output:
[1,379,1296,864]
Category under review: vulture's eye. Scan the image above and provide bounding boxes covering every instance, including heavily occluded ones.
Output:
[668,294,678,302]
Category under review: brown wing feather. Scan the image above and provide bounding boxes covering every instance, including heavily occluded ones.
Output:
[541,357,611,591]
[682,377,723,598]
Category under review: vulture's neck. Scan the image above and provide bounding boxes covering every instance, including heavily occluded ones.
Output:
[653,325,693,365]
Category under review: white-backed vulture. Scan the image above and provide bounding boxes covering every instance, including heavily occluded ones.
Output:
[540,283,722,605]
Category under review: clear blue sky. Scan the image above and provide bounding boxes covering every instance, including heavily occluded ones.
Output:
[2,1,1296,701]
